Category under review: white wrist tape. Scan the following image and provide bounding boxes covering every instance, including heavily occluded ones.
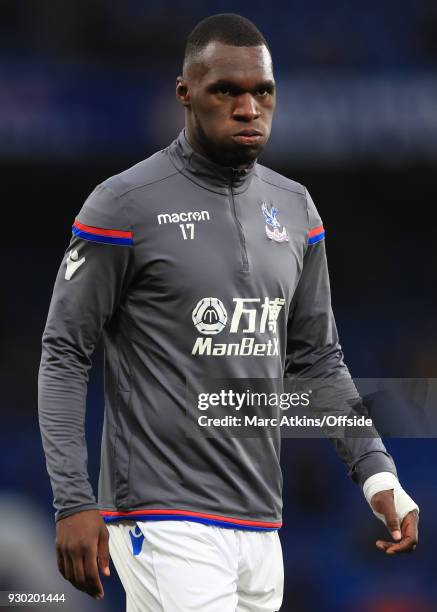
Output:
[362,471,419,526]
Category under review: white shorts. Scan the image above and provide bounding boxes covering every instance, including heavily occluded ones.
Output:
[107,520,284,612]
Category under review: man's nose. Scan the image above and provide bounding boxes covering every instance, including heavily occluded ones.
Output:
[232,93,260,121]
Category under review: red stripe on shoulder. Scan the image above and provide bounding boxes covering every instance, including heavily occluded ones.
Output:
[73,220,132,239]
[308,224,325,238]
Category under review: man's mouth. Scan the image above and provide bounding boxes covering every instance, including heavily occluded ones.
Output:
[232,130,263,145]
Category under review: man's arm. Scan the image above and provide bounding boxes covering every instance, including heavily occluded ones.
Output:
[284,187,418,552]
[38,182,134,596]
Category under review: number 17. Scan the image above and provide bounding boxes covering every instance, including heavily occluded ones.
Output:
[179,223,194,240]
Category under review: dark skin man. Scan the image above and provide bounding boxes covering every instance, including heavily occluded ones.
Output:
[55,40,418,601]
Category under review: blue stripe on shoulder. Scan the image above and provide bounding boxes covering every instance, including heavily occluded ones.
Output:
[72,226,133,245]
[308,231,325,245]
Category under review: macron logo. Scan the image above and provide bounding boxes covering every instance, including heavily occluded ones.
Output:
[157,210,210,224]
[65,249,86,280]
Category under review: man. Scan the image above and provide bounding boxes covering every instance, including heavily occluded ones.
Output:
[38,13,419,611]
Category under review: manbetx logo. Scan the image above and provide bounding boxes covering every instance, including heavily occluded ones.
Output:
[191,297,285,357]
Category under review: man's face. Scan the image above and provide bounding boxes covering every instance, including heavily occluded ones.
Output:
[177,41,276,167]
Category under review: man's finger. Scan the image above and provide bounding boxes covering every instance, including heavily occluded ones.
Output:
[386,536,416,554]
[401,509,419,540]
[56,547,65,577]
[63,554,75,584]
[376,539,392,552]
[375,507,419,555]
[384,506,401,541]
[71,552,87,592]
[97,528,111,577]
[83,547,104,599]
[376,535,417,554]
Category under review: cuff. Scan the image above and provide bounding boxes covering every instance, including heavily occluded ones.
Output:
[55,503,99,523]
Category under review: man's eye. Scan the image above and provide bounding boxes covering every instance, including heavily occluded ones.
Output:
[256,89,269,97]
[217,87,231,95]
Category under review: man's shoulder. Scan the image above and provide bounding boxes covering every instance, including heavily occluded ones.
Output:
[76,147,179,230]
[102,147,179,199]
[254,163,306,197]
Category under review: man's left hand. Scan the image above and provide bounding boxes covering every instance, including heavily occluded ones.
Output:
[371,489,419,554]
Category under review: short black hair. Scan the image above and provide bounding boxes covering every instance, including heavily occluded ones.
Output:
[183,13,270,72]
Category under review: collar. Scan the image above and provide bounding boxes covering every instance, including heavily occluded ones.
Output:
[167,129,257,195]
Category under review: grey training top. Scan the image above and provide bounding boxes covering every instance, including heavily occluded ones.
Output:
[38,130,397,528]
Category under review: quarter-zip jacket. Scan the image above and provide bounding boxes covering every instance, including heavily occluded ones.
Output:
[38,130,397,527]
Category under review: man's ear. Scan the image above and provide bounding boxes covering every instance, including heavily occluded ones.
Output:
[176,76,191,108]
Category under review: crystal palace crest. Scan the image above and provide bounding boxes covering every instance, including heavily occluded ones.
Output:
[261,202,289,243]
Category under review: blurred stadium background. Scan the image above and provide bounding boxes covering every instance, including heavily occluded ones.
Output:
[1,1,437,610]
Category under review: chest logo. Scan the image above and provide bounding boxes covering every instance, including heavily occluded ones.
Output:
[191,297,286,357]
[261,203,289,243]
[192,297,228,335]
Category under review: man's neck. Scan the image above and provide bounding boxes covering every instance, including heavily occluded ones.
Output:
[184,126,255,171]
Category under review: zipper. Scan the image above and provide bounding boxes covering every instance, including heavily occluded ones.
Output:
[229,174,249,273]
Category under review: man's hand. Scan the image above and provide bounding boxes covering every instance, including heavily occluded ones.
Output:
[56,509,110,600]
[371,489,419,554]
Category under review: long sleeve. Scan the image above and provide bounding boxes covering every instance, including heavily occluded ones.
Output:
[284,187,397,486]
[38,183,134,522]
